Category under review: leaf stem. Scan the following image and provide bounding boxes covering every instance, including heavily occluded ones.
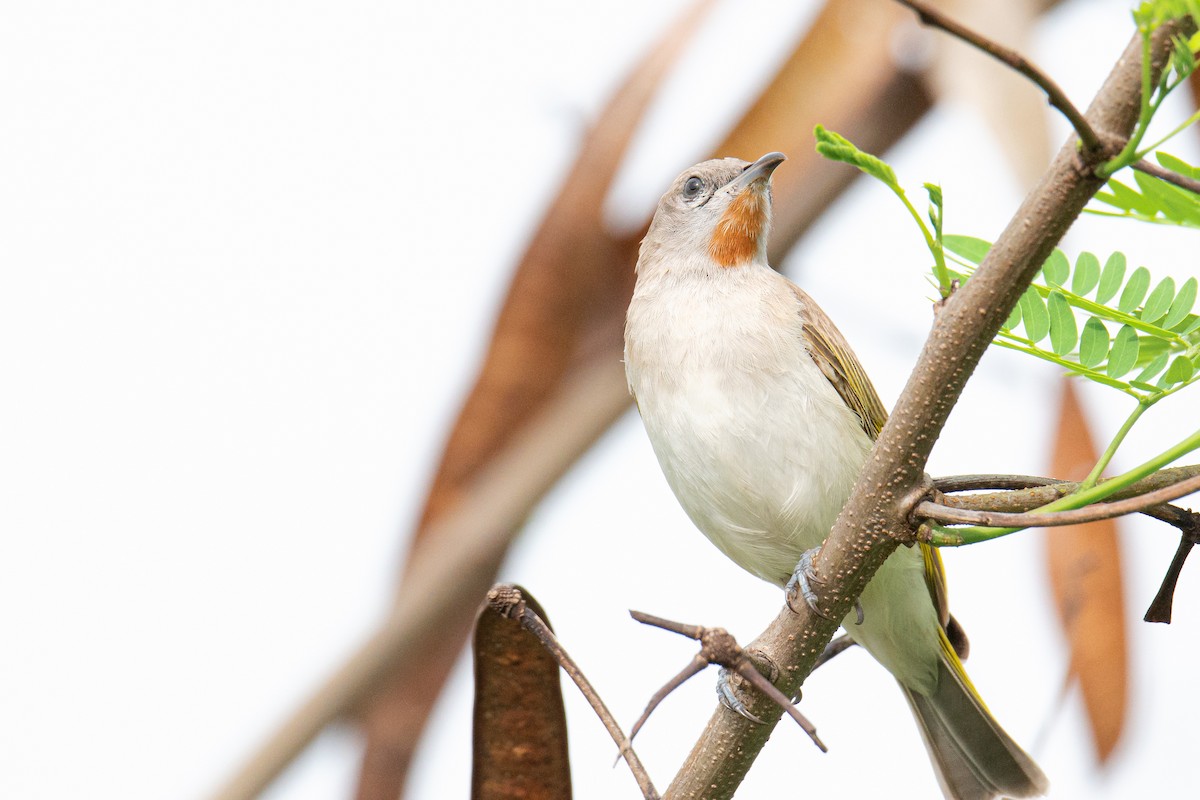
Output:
[1081,398,1151,489]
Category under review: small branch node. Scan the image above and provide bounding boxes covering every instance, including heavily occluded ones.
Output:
[630,612,826,751]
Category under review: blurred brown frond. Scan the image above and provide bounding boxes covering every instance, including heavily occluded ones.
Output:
[1045,378,1128,764]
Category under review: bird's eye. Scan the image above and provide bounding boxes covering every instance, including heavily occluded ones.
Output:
[682,176,705,200]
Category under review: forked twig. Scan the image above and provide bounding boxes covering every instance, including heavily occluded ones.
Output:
[896,0,1103,153]
[629,611,827,752]
[488,586,660,800]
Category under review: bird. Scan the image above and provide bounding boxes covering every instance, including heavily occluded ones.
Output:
[623,152,1048,799]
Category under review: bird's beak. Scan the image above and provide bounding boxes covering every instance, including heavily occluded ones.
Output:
[724,152,786,194]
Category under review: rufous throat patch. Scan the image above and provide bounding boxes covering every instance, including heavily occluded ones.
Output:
[708,189,767,267]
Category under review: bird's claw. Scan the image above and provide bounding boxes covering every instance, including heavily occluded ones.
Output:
[716,667,765,724]
[786,547,865,625]
[786,547,833,619]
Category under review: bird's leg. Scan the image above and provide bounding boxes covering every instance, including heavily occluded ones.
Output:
[786,547,864,624]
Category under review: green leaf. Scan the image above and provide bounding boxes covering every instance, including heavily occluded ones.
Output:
[1141,276,1176,323]
[1042,249,1070,286]
[1072,252,1102,296]
[1096,252,1127,304]
[1163,276,1198,328]
[1079,317,1110,367]
[1020,287,1050,343]
[1118,265,1151,312]
[1133,169,1200,225]
[1098,180,1159,217]
[1173,313,1200,335]
[1157,151,1200,180]
[1136,334,1170,365]
[943,235,991,265]
[814,125,898,189]
[1047,291,1078,355]
[1004,301,1022,331]
[1107,324,1140,377]
[1135,350,1170,383]
[1162,353,1196,385]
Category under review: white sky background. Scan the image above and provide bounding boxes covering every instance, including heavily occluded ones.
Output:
[2,1,1198,799]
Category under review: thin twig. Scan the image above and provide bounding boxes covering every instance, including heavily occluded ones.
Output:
[917,473,1200,528]
[1131,158,1200,194]
[630,611,826,752]
[896,0,1103,153]
[490,588,660,800]
[626,655,709,743]
[933,468,1200,531]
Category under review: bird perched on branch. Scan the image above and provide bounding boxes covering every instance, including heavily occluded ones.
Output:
[623,152,1047,800]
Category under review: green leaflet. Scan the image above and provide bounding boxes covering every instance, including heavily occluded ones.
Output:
[943,235,991,264]
[1043,249,1070,286]
[1158,151,1200,178]
[1141,276,1176,323]
[1136,350,1171,383]
[814,125,898,189]
[1097,252,1127,304]
[1073,252,1102,296]
[1162,353,1197,386]
[1163,277,1197,328]
[1118,266,1151,312]
[1020,287,1050,343]
[1048,291,1078,355]
[1108,324,1140,378]
[1079,317,1110,367]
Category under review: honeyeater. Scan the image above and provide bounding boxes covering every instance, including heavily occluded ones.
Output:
[623,152,1047,800]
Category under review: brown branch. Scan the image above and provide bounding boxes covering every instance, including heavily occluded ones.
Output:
[917,473,1200,528]
[1131,157,1200,194]
[665,20,1191,799]
[490,587,660,800]
[896,0,1103,153]
[629,611,826,753]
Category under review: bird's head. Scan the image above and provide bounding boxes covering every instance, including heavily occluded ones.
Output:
[640,152,785,272]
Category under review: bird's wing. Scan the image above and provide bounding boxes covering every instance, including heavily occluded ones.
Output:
[792,284,888,441]
[792,283,953,632]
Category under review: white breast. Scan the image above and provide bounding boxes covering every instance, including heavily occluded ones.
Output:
[624,263,874,585]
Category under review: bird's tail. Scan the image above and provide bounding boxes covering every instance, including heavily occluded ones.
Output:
[900,635,1048,800]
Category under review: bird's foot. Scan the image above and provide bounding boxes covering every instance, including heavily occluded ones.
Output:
[785,547,864,624]
[785,547,831,619]
[716,667,766,723]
